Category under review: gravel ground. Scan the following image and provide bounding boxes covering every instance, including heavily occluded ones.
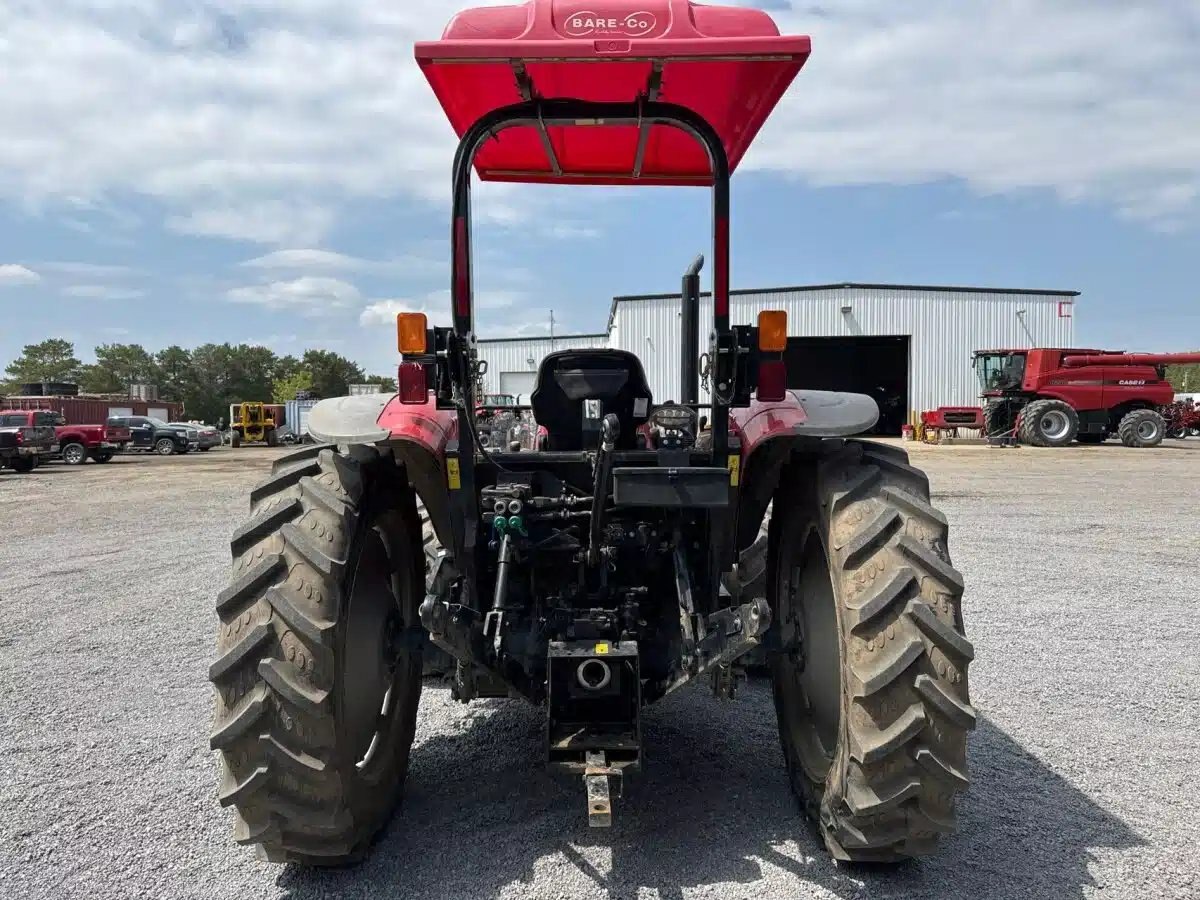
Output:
[1,442,1198,900]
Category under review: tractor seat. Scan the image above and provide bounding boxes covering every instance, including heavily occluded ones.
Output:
[531,350,653,451]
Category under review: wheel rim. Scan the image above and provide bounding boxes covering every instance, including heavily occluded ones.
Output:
[776,526,842,780]
[64,446,84,464]
[342,521,404,779]
[1039,410,1072,441]
[1137,420,1160,441]
[157,440,173,454]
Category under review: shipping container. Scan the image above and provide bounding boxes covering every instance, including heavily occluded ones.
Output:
[0,396,185,424]
[283,399,320,438]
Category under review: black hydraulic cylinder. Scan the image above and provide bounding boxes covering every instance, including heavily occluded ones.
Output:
[681,255,704,406]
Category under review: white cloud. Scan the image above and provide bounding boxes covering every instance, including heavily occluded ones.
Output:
[167,202,336,246]
[38,261,142,279]
[227,276,361,315]
[360,296,452,329]
[0,0,1195,242]
[62,284,147,300]
[241,249,373,272]
[0,264,41,286]
[240,247,445,278]
[751,2,1200,228]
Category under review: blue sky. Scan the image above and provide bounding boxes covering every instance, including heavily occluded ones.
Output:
[1,1,1198,377]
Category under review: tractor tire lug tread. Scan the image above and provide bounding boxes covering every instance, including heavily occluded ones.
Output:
[769,439,972,863]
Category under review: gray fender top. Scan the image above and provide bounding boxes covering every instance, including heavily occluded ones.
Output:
[307,394,393,445]
[791,390,880,437]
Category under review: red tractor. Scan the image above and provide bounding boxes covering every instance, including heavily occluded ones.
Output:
[210,1,973,867]
[974,348,1200,448]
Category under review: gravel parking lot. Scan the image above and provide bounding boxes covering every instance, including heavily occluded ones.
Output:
[2,442,1198,900]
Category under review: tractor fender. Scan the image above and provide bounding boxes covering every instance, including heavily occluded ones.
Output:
[308,393,459,546]
[730,390,879,552]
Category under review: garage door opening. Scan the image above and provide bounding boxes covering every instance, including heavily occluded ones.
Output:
[498,371,538,400]
[784,336,911,436]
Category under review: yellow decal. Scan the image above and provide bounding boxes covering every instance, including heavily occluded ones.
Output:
[727,455,741,487]
[594,642,610,655]
[446,458,462,490]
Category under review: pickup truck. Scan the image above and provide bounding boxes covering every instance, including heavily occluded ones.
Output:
[0,413,57,473]
[0,409,131,465]
[107,416,197,455]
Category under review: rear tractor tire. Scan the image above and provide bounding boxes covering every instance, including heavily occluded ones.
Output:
[769,440,975,862]
[1118,409,1166,448]
[1018,399,1078,447]
[209,444,425,865]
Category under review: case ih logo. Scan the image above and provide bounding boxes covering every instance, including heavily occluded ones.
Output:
[563,10,657,37]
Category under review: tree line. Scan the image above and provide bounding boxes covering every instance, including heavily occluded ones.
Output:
[2,338,396,425]
[1167,363,1200,394]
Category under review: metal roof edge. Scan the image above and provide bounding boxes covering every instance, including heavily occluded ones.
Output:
[478,332,609,345]
[612,282,1082,304]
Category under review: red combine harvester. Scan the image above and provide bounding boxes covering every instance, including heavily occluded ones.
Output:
[974,348,1200,447]
[210,1,974,867]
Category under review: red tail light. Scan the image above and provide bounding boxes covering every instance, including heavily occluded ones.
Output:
[398,363,428,404]
[757,360,787,403]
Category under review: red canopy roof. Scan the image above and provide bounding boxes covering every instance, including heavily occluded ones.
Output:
[415,1,811,186]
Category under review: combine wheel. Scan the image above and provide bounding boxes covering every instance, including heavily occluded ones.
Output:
[209,443,425,865]
[769,440,974,862]
[1118,409,1166,448]
[1018,399,1078,447]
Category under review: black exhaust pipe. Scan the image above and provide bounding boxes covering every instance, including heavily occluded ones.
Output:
[681,255,704,406]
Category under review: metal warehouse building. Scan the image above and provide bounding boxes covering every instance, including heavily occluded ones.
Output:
[479,283,1078,435]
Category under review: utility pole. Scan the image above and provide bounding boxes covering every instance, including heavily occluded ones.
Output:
[550,310,556,351]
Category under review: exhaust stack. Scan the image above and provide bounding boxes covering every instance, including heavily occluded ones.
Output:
[680,255,704,405]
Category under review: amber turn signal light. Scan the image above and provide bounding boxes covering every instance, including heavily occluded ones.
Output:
[397,313,428,354]
[758,310,787,353]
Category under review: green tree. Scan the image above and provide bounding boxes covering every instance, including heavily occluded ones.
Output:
[155,346,193,402]
[373,375,398,393]
[3,338,81,387]
[91,343,160,392]
[273,370,314,403]
[302,349,365,399]
[1167,361,1200,393]
[76,364,124,394]
[272,354,303,385]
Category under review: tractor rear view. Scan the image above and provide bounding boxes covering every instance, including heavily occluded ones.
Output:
[976,348,1200,447]
[210,0,974,868]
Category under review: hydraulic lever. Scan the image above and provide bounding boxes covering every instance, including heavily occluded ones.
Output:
[587,414,620,567]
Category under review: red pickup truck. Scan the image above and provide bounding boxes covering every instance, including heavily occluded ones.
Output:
[0,409,131,465]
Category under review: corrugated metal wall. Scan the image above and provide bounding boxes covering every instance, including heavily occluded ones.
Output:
[610,287,1077,419]
[477,334,609,395]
